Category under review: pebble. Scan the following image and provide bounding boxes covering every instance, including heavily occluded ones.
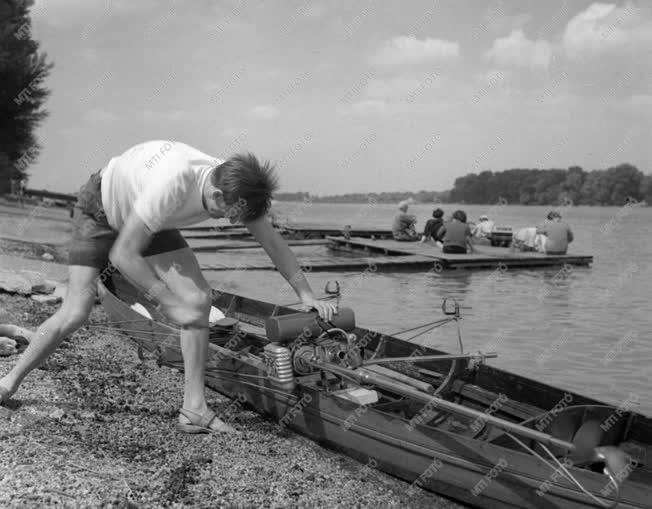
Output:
[0,271,32,295]
[0,270,56,296]
[49,408,65,420]
[31,294,62,304]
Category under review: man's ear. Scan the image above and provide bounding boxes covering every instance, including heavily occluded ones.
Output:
[211,189,224,205]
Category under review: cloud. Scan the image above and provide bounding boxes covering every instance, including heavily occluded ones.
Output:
[31,0,158,27]
[563,3,652,59]
[350,100,387,115]
[485,29,553,70]
[248,105,280,119]
[370,36,460,67]
[364,76,421,100]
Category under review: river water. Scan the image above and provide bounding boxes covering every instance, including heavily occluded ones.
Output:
[195,202,652,415]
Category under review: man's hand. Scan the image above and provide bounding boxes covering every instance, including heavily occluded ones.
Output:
[300,295,338,322]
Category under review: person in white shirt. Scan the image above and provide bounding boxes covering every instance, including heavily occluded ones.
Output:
[472,214,495,239]
[511,226,547,252]
[0,141,337,434]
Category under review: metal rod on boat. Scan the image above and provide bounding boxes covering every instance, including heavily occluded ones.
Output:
[362,352,498,366]
[312,360,576,453]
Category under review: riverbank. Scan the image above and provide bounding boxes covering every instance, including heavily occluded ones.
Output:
[0,222,462,508]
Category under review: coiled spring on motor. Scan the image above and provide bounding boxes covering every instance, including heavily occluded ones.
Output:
[264,343,294,386]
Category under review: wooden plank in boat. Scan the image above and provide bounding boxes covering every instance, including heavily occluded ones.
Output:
[450,380,544,422]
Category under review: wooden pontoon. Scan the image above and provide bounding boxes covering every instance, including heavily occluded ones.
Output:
[279,223,393,240]
[328,237,593,272]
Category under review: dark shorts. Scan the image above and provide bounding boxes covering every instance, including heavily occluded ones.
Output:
[442,244,466,254]
[68,171,188,269]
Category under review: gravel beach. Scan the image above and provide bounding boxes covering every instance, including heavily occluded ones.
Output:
[0,248,465,508]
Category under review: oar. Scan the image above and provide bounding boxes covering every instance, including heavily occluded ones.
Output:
[312,360,632,486]
[362,352,498,366]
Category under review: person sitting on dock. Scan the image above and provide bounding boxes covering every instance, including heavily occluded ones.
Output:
[0,140,337,434]
[420,208,444,244]
[537,211,573,255]
[472,214,494,239]
[436,210,475,254]
[511,227,545,252]
[392,201,419,242]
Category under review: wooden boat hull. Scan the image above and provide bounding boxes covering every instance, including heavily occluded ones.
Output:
[202,376,649,509]
[98,279,651,508]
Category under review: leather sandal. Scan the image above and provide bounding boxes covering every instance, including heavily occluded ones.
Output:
[176,408,237,434]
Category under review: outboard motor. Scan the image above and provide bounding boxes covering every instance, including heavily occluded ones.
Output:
[265,308,356,344]
[264,309,360,381]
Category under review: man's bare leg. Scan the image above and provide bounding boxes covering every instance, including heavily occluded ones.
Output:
[0,265,99,402]
[147,247,235,432]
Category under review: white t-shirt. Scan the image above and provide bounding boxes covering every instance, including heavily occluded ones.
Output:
[475,220,495,237]
[100,141,222,232]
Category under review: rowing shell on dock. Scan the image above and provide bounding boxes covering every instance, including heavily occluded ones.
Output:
[98,274,650,508]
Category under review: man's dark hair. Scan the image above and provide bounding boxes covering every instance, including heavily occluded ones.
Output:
[452,210,467,223]
[212,152,279,222]
[432,208,444,218]
[547,211,561,220]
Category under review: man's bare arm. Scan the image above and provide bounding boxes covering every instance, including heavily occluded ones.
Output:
[245,216,336,320]
[246,217,312,297]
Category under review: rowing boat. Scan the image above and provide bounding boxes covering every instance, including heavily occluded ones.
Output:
[98,274,651,508]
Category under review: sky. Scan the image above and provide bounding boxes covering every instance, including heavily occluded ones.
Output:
[26,0,652,195]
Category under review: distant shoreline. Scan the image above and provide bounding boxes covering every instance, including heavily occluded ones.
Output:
[274,199,649,207]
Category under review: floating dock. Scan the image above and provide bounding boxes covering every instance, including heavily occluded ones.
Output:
[181,229,253,240]
[183,222,393,241]
[195,236,592,273]
[191,239,329,252]
[200,254,433,272]
[326,236,593,272]
[180,224,244,232]
[278,222,393,239]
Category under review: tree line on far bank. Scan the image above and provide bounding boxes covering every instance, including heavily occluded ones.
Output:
[449,164,649,206]
[275,164,651,206]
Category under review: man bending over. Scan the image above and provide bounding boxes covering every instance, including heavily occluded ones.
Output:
[0,140,337,433]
